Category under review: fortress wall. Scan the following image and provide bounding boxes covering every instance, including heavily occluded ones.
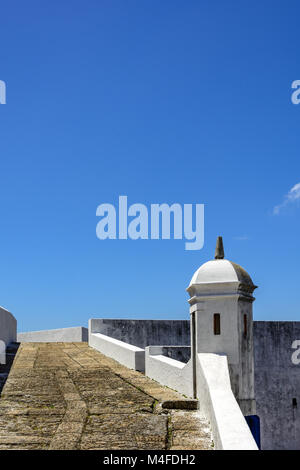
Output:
[18,326,88,343]
[254,321,300,450]
[89,319,190,349]
[89,318,300,449]
[0,307,17,346]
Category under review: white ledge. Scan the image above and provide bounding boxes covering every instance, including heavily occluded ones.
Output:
[89,332,145,371]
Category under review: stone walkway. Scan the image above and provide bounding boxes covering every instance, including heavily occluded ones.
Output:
[0,342,213,450]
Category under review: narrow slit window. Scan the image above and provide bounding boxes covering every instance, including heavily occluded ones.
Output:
[244,314,247,338]
[213,314,221,335]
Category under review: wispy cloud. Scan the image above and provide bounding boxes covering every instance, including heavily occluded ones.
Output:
[273,182,300,215]
[233,236,249,241]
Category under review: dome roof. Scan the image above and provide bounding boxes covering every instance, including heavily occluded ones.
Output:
[187,237,257,293]
[188,259,255,287]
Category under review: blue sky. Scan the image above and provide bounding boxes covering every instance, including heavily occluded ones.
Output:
[0,0,300,332]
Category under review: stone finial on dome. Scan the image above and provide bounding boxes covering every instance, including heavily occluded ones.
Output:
[215,236,224,259]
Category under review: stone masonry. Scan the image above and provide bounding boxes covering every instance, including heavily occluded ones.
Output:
[0,342,212,450]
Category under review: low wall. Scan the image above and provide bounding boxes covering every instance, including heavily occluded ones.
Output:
[89,319,190,349]
[90,332,145,371]
[18,326,88,343]
[197,353,258,450]
[254,321,300,450]
[145,346,193,397]
[0,307,17,364]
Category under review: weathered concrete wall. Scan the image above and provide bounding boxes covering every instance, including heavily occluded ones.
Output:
[18,326,88,343]
[89,319,190,349]
[254,321,300,450]
[0,307,17,361]
[156,346,191,363]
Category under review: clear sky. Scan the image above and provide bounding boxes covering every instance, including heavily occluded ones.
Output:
[0,1,300,332]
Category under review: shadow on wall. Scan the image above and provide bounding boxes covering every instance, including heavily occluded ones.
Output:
[0,343,19,395]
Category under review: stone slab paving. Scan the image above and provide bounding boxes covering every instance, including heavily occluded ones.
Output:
[0,342,213,450]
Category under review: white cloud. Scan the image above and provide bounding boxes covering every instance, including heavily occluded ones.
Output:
[273,183,300,215]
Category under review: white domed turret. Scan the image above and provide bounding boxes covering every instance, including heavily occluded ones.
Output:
[187,236,257,416]
[187,236,257,302]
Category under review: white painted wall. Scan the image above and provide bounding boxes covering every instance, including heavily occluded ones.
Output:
[89,332,145,371]
[17,326,88,343]
[145,346,193,398]
[0,306,17,365]
[197,353,258,450]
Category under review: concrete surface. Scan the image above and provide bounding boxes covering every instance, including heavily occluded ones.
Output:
[197,353,258,450]
[17,326,88,343]
[0,342,213,450]
[254,321,300,450]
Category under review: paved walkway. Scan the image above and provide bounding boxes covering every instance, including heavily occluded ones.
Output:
[0,342,212,450]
